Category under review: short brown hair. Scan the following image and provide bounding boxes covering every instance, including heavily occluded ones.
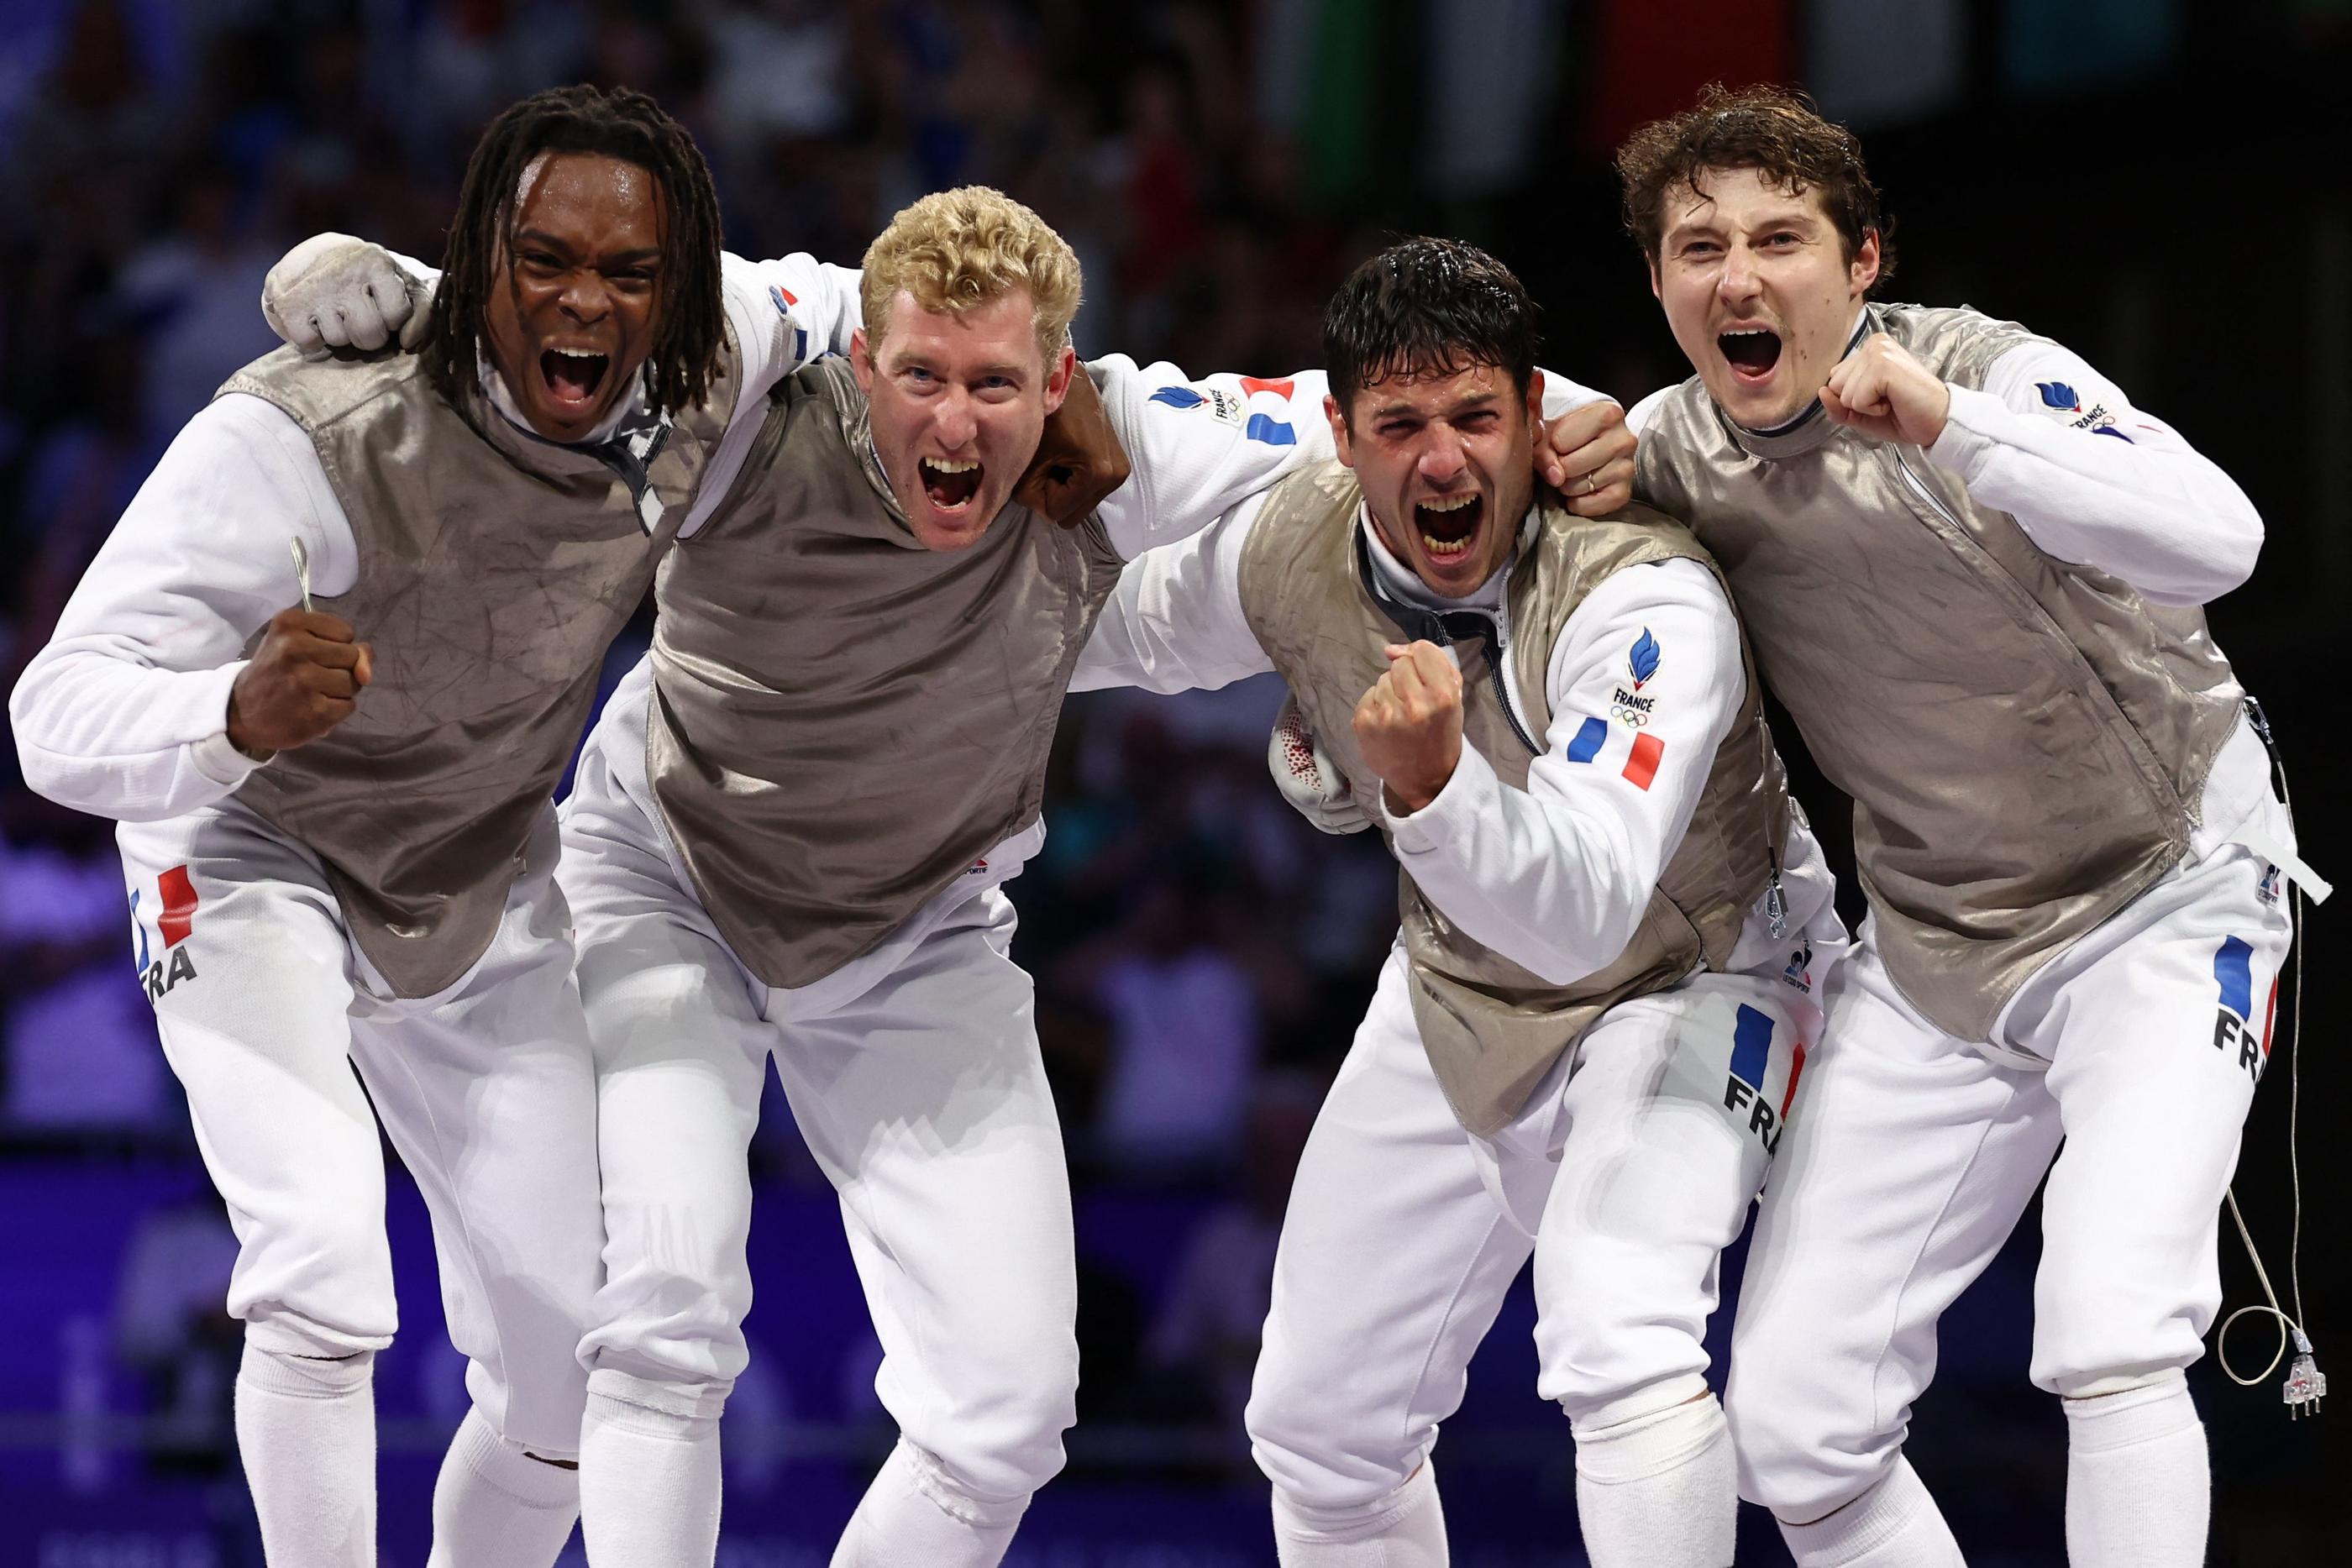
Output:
[1615,82,1895,287]
[1323,238,1540,424]
[860,186,1083,361]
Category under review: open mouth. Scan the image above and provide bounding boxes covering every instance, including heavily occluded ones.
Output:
[1413,492,1483,561]
[540,348,610,409]
[920,457,984,512]
[1716,326,1782,383]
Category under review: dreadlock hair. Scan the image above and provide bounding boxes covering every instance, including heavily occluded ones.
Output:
[1323,238,1541,427]
[423,84,725,414]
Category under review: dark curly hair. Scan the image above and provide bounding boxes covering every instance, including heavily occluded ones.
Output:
[1615,82,1896,287]
[423,84,725,413]
[1323,237,1541,425]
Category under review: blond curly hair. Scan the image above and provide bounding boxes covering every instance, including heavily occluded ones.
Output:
[860,186,1083,360]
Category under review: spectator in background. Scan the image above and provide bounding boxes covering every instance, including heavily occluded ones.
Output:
[113,158,287,447]
[1144,1070,1322,1440]
[1060,864,1265,1173]
[0,812,172,1135]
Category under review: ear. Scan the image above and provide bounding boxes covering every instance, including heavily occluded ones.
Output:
[1647,256,1663,301]
[1326,392,1354,469]
[1040,340,1079,414]
[850,328,874,393]
[1850,230,1882,297]
[1524,368,1546,427]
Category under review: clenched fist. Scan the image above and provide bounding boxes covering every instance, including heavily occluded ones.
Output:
[1821,332,1951,446]
[1016,366,1132,526]
[1536,399,1636,517]
[1352,640,1463,815]
[228,609,375,758]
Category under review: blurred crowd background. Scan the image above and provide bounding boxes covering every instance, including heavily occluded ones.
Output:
[3,0,2350,1562]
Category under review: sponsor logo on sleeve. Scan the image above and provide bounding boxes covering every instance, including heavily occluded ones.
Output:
[1149,383,1296,444]
[1612,628,1663,727]
[2034,380,2134,443]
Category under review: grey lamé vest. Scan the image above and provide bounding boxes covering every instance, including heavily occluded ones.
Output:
[1236,460,1787,1135]
[223,340,738,997]
[647,356,1127,989]
[1636,303,2243,1041]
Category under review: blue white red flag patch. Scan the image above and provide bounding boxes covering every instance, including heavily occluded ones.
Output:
[1151,383,1295,444]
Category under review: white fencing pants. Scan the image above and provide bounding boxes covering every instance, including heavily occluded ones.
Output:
[115,800,604,1456]
[1726,791,2298,1523]
[1247,941,1817,1515]
[559,684,1079,1518]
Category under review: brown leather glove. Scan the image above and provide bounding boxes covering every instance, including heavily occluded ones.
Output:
[1016,366,1132,526]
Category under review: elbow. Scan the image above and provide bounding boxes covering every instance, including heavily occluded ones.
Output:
[11,737,83,815]
[2217,510,2264,595]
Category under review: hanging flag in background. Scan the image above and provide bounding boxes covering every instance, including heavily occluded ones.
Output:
[1303,0,1389,207]
[2001,0,2183,96]
[1584,0,1792,156]
[1249,0,1384,207]
[1804,0,1966,128]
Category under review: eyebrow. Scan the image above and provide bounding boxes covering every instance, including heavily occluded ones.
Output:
[1667,207,1820,243]
[512,230,663,265]
[1371,390,1499,422]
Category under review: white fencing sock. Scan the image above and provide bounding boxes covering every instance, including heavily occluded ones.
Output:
[830,1440,1031,1568]
[1268,1460,1448,1567]
[427,1407,580,1567]
[1572,1395,1735,1568]
[2063,1373,2209,1568]
[235,1341,377,1566]
[1778,1455,1964,1568]
[579,1388,722,1568]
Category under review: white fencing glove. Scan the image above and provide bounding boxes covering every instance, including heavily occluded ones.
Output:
[260,233,433,359]
[1269,694,1371,836]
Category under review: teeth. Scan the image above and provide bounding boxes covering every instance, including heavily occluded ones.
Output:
[925,458,980,474]
[1721,328,1772,338]
[1420,493,1477,512]
[550,349,601,364]
[1420,533,1473,557]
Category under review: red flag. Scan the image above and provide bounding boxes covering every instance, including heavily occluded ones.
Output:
[159,866,198,948]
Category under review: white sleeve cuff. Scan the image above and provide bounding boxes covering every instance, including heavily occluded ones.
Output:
[1381,740,1500,855]
[1924,383,2007,481]
[186,663,270,786]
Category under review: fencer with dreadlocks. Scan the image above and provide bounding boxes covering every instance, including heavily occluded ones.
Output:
[8,85,869,1566]
[1077,238,1843,1568]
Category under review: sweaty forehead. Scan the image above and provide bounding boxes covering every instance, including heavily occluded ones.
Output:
[1357,359,1512,417]
[513,151,664,239]
[876,288,1044,369]
[1669,166,1826,233]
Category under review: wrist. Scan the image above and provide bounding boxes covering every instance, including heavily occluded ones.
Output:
[1381,747,1460,816]
[223,681,274,761]
[1383,779,1436,815]
[1917,376,1953,445]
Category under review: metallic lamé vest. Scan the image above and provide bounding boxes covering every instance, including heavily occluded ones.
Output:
[1236,459,1787,1135]
[646,356,1127,989]
[1636,303,2243,1041]
[223,340,738,997]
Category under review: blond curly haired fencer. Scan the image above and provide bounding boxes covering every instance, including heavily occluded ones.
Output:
[858,186,1084,359]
